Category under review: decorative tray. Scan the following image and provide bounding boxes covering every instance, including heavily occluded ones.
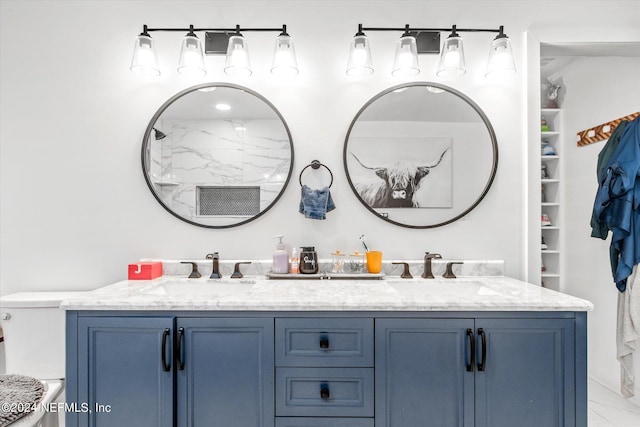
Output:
[265,272,386,280]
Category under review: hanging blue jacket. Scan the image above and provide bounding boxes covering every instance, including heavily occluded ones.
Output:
[591,117,640,292]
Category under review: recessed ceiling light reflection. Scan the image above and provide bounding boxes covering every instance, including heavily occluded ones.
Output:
[215,103,231,111]
[198,87,217,92]
[234,126,247,131]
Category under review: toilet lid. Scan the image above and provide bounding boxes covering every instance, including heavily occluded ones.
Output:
[0,291,85,308]
[0,374,45,425]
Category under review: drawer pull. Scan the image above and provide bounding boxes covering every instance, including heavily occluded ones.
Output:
[320,384,330,400]
[161,328,170,372]
[477,328,487,372]
[466,328,475,372]
[177,327,185,370]
[319,335,330,349]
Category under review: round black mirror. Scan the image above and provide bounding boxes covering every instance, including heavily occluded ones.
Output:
[344,82,498,228]
[142,83,294,228]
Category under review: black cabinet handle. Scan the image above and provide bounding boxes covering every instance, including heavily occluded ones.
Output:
[161,328,170,372]
[477,328,487,372]
[320,384,330,400]
[319,335,329,349]
[466,328,475,372]
[177,327,185,370]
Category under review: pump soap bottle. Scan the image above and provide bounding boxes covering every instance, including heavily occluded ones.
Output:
[272,235,289,274]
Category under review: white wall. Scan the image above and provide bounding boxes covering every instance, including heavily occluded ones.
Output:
[1,2,640,385]
[2,0,640,399]
[561,56,640,402]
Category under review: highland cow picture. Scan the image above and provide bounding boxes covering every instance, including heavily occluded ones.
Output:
[348,137,452,209]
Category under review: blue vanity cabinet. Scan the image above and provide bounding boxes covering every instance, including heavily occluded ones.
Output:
[474,318,576,427]
[275,318,375,426]
[175,317,274,427]
[376,317,579,427]
[71,316,174,427]
[67,314,274,427]
[375,319,475,427]
[67,311,586,427]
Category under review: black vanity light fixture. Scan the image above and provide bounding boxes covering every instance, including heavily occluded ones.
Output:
[130,24,298,77]
[346,24,516,78]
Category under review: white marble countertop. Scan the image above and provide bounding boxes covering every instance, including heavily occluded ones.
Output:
[60,275,593,312]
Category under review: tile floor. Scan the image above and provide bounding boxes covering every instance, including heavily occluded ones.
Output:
[590,378,640,426]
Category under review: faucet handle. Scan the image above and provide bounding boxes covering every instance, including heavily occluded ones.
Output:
[392,262,413,279]
[424,252,442,259]
[180,261,201,278]
[206,252,219,260]
[443,261,464,279]
[231,262,252,279]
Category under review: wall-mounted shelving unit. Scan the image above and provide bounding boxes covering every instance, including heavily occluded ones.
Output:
[540,108,563,290]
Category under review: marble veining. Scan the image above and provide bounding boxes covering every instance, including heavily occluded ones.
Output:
[61,268,593,312]
[148,118,291,222]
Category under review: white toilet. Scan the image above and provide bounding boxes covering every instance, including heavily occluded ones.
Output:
[0,292,83,427]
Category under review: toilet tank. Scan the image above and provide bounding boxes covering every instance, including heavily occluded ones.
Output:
[0,292,84,380]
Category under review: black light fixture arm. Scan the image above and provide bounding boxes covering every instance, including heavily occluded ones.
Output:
[358,23,505,34]
[142,24,288,34]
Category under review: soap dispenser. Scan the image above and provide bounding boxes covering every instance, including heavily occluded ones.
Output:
[272,235,289,274]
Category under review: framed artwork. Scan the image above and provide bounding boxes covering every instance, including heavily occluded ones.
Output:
[347,137,452,209]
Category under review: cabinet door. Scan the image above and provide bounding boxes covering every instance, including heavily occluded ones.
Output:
[375,319,475,427]
[75,316,173,427]
[475,318,575,427]
[176,317,274,427]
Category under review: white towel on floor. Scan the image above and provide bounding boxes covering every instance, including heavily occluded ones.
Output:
[617,263,640,398]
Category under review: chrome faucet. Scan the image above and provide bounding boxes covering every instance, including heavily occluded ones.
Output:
[206,252,222,279]
[421,252,442,279]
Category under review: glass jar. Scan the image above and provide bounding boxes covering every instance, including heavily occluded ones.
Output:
[348,251,366,273]
[331,250,345,274]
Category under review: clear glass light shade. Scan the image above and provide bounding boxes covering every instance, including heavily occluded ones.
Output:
[271,34,299,76]
[346,35,373,76]
[436,35,466,78]
[177,35,206,76]
[130,34,160,76]
[225,35,252,76]
[485,36,516,77]
[391,35,419,77]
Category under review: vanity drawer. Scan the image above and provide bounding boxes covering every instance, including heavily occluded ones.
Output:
[275,318,374,367]
[276,417,373,427]
[276,367,374,417]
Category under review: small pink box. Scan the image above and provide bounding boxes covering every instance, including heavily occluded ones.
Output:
[128,262,163,280]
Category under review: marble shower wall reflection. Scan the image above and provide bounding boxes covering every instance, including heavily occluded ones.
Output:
[148,118,290,220]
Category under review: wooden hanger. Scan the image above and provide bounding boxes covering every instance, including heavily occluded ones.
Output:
[576,112,640,147]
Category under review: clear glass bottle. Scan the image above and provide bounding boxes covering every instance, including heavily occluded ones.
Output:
[348,251,366,273]
[331,250,345,274]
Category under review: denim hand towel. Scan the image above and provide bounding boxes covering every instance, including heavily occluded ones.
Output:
[299,185,336,220]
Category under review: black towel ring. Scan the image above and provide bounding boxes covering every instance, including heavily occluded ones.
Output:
[299,160,334,188]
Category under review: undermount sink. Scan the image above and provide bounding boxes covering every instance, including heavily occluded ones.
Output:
[143,279,256,297]
[387,280,501,297]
